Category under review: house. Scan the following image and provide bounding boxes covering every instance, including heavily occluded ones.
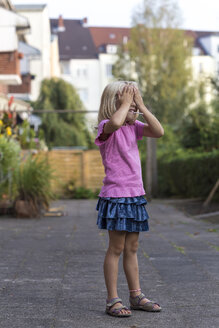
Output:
[89,26,130,89]
[185,30,218,106]
[8,41,41,100]
[0,0,34,121]
[14,4,60,101]
[0,4,30,94]
[91,27,218,107]
[51,15,219,123]
[50,16,99,120]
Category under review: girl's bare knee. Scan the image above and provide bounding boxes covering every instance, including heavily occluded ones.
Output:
[124,241,139,254]
[108,244,124,256]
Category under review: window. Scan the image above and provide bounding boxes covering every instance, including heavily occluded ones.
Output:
[106,64,113,77]
[78,88,88,103]
[106,45,117,54]
[199,62,203,74]
[192,47,201,56]
[123,36,128,44]
[109,33,116,39]
[76,66,88,78]
[61,62,70,74]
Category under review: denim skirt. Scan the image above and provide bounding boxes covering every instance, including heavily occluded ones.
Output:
[96,195,149,232]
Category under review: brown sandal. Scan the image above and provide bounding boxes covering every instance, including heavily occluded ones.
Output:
[130,292,162,312]
[106,297,132,317]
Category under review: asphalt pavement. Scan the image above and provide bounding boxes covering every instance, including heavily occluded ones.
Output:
[0,199,218,328]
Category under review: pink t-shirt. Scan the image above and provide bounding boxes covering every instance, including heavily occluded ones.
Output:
[95,119,146,197]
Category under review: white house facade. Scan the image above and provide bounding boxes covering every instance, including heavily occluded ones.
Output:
[14,4,52,100]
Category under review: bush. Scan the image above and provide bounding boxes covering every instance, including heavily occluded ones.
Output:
[13,155,55,217]
[0,136,21,199]
[179,103,219,151]
[64,179,99,199]
[157,150,219,199]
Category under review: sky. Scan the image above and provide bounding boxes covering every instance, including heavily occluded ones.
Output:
[12,0,219,31]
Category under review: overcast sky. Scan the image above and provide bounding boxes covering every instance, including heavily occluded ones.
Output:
[12,0,219,31]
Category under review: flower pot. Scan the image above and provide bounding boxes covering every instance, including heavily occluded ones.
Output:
[14,199,38,218]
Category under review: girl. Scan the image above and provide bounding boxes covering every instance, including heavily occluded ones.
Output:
[95,81,164,317]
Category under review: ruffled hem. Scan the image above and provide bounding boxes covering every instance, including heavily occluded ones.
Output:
[96,196,149,232]
[97,216,149,232]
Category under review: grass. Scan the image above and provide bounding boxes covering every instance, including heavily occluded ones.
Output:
[171,242,186,254]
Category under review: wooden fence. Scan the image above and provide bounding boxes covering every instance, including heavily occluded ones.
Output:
[46,149,104,194]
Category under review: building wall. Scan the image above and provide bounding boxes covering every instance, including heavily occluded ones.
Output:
[199,35,219,74]
[191,55,216,106]
[99,53,117,95]
[0,84,8,95]
[9,73,31,94]
[61,58,100,128]
[16,6,51,100]
[0,26,17,52]
[50,35,60,77]
[0,51,20,75]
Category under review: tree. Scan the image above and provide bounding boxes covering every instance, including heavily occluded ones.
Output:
[114,0,194,124]
[211,77,219,114]
[179,102,219,151]
[113,0,195,198]
[33,78,93,148]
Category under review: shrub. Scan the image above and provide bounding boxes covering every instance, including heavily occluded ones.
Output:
[13,156,55,217]
[157,150,219,199]
[0,136,21,199]
[64,179,99,199]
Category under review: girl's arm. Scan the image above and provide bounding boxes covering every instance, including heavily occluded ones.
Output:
[134,89,164,138]
[103,85,134,134]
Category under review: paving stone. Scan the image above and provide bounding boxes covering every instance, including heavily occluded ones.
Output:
[0,199,218,327]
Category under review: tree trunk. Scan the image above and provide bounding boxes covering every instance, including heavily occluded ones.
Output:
[146,137,158,200]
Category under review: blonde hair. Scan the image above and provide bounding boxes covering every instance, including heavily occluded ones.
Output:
[97,81,138,124]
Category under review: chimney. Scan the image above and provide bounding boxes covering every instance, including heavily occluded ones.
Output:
[81,17,88,27]
[57,15,65,32]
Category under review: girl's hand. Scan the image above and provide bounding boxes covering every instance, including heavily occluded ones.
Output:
[134,88,145,110]
[117,85,134,107]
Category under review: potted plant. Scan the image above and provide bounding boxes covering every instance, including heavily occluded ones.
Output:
[13,155,55,218]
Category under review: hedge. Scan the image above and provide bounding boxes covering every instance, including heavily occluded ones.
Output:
[157,150,219,199]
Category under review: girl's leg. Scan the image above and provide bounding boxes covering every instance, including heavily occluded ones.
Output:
[123,232,141,291]
[123,232,160,309]
[104,230,131,314]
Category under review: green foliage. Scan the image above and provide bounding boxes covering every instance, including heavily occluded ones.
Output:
[113,0,195,125]
[211,77,219,114]
[33,78,92,148]
[19,120,37,149]
[157,150,219,199]
[0,137,21,198]
[156,123,186,160]
[64,179,99,199]
[179,103,219,151]
[40,114,88,148]
[0,136,20,173]
[14,156,55,207]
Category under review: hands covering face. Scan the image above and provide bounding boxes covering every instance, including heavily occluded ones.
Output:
[116,84,144,112]
[115,84,144,125]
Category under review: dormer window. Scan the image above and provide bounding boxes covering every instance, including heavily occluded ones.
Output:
[106,44,117,54]
[123,36,128,44]
[109,33,116,39]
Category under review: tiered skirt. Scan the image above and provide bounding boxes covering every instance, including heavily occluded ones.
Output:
[96,196,149,232]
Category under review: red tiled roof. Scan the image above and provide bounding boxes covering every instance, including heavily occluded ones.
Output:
[89,27,130,48]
